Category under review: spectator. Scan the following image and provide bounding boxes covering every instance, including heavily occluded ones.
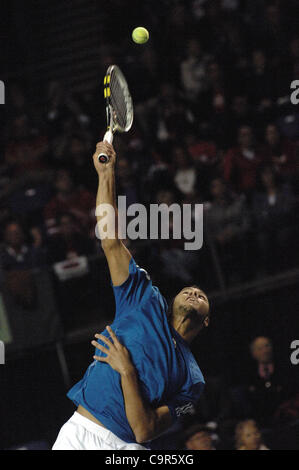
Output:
[224,125,262,195]
[4,114,49,177]
[186,132,219,199]
[44,169,95,236]
[183,424,217,450]
[256,3,287,59]
[248,50,276,111]
[0,221,46,309]
[153,188,198,294]
[180,39,209,102]
[144,147,175,201]
[116,156,139,206]
[144,83,194,143]
[161,2,192,78]
[252,165,297,273]
[45,81,73,136]
[47,213,94,264]
[245,337,291,427]
[261,124,297,182]
[227,96,254,146]
[173,145,197,197]
[204,177,251,282]
[205,60,227,115]
[235,419,269,450]
[68,135,97,191]
[0,221,45,272]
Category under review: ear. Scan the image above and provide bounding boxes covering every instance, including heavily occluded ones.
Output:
[203,316,210,328]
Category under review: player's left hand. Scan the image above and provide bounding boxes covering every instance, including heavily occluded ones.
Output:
[92,326,135,376]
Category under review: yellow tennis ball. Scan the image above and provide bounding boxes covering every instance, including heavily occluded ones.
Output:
[132,27,149,44]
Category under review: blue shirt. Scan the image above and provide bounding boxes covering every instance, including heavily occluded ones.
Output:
[67,258,205,443]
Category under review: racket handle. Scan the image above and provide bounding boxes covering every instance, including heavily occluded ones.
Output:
[98,130,114,163]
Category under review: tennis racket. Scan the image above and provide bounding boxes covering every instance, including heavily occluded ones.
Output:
[98,65,134,163]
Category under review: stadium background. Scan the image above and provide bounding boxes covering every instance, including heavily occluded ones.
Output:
[0,0,299,450]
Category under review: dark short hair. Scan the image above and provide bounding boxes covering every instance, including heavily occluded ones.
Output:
[183,424,212,443]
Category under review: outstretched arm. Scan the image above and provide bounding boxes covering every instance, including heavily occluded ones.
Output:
[93,142,131,286]
[92,326,173,443]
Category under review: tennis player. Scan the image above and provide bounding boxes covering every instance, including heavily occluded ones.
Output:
[52,141,210,450]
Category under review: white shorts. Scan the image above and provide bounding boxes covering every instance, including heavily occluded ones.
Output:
[52,412,148,450]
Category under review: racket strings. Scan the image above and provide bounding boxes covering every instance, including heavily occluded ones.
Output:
[110,72,131,130]
[111,82,127,128]
[111,85,126,126]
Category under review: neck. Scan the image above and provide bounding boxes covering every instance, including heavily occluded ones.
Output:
[215,195,226,204]
[266,185,276,194]
[10,244,23,254]
[260,360,272,365]
[171,315,202,344]
[59,190,72,200]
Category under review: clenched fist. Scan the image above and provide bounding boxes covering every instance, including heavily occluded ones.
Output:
[93,141,116,175]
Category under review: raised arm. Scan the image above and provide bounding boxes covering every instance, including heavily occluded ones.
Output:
[93,142,131,286]
[92,327,173,443]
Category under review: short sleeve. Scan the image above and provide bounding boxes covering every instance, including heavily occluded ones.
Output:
[166,382,204,422]
[113,257,153,315]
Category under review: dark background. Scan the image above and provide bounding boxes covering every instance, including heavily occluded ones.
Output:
[0,0,299,450]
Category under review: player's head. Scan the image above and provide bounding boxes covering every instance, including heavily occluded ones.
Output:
[55,169,74,194]
[168,285,210,342]
[183,424,215,451]
[235,419,262,450]
[249,336,273,364]
[4,220,25,249]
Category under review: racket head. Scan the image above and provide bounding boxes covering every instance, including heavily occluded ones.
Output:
[103,65,134,134]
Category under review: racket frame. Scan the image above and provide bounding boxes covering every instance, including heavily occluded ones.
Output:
[98,65,133,163]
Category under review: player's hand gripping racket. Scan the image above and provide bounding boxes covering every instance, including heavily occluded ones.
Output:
[98,65,134,163]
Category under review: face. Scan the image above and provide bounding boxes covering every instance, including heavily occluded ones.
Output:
[238,126,252,148]
[251,337,273,364]
[266,125,279,146]
[55,171,73,193]
[211,178,225,199]
[186,431,214,451]
[70,138,85,157]
[13,116,29,139]
[174,147,190,168]
[5,223,24,248]
[117,158,131,180]
[240,422,262,450]
[173,287,210,328]
[208,62,220,81]
[187,40,202,58]
[232,96,248,115]
[266,5,280,26]
[253,50,265,69]
[156,190,175,206]
[60,215,76,236]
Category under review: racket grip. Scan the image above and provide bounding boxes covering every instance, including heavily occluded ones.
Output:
[98,130,114,163]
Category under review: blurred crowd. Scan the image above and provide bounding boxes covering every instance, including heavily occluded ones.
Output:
[1,0,299,449]
[150,335,299,450]
[1,0,298,294]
